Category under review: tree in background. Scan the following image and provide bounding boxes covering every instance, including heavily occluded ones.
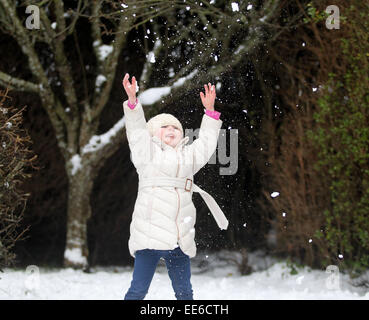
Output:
[0,89,37,269]
[0,0,293,268]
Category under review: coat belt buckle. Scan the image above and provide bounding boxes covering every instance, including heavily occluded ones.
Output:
[185,178,193,192]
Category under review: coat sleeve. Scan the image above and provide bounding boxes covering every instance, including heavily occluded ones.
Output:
[188,113,223,175]
[123,99,153,172]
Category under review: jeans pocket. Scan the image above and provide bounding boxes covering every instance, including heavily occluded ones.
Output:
[174,246,188,258]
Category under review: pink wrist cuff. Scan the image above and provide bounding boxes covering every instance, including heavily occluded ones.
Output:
[205,109,221,120]
[127,98,138,109]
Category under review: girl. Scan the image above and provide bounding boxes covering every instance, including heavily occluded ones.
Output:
[122,73,228,300]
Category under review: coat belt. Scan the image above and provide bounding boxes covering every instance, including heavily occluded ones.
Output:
[138,177,229,230]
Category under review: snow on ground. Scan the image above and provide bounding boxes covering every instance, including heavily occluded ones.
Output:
[0,250,368,300]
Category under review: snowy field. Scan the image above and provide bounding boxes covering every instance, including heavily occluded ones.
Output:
[1,250,368,300]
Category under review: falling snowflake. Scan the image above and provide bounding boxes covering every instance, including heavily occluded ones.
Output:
[231,2,239,12]
[147,52,156,63]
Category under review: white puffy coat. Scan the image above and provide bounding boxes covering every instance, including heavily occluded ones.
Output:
[123,99,227,258]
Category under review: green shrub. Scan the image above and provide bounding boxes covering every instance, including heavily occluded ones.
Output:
[306,4,369,274]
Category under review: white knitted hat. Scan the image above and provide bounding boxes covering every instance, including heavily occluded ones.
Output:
[147,113,184,138]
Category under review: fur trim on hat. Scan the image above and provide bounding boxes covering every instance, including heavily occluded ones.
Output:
[147,113,184,138]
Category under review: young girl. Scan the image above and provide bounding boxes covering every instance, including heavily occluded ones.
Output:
[122,73,228,300]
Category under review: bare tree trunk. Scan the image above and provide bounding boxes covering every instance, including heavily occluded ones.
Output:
[63,168,94,268]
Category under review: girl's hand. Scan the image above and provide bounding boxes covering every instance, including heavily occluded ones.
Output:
[122,73,137,104]
[200,83,216,111]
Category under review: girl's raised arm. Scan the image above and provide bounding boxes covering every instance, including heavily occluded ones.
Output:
[122,73,152,172]
[186,83,223,175]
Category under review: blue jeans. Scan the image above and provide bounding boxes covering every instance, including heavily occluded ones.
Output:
[124,246,193,300]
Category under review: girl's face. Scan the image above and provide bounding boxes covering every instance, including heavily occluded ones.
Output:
[154,125,182,148]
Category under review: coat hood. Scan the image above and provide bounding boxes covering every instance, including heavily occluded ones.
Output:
[147,113,184,138]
